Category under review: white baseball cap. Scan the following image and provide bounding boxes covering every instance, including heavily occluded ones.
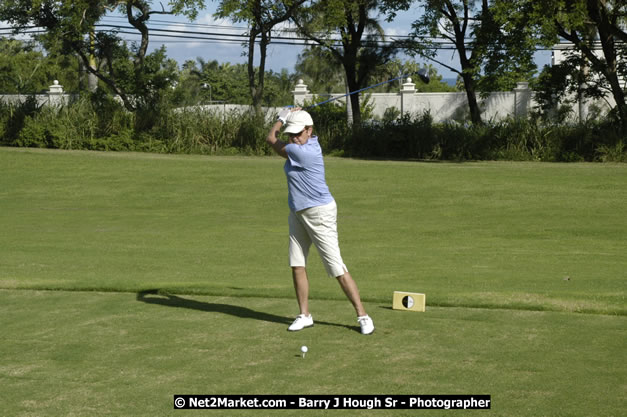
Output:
[284,110,314,134]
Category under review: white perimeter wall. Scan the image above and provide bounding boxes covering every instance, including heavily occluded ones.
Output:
[1,78,616,123]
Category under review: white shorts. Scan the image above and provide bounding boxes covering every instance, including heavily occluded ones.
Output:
[288,200,348,278]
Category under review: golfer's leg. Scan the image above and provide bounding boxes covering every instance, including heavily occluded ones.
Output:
[289,209,312,316]
[336,271,367,317]
[292,266,310,316]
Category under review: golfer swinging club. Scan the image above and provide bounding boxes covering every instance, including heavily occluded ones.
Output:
[266,107,375,335]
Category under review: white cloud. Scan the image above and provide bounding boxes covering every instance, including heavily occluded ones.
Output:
[196,11,233,28]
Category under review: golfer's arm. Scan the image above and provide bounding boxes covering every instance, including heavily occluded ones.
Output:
[266,121,288,159]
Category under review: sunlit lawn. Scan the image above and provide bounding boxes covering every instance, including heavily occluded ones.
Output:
[1,147,625,416]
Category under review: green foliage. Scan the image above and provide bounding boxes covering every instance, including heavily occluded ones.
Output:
[0,38,80,94]
[367,60,457,93]
[1,95,135,151]
[597,141,627,163]
[295,54,457,98]
[475,0,538,93]
[531,63,574,120]
[178,59,251,105]
[173,59,295,107]
[292,0,401,125]
[0,97,41,144]
[402,0,540,93]
[382,106,401,123]
[213,0,306,112]
[526,0,627,123]
[2,94,625,162]
[0,0,206,114]
[305,97,350,152]
[295,47,345,94]
[0,39,49,93]
[346,112,436,159]
[316,111,626,162]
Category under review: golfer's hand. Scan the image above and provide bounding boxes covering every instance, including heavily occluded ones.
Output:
[277,107,291,124]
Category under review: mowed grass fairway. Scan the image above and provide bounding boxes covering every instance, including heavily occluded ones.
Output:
[1,147,625,416]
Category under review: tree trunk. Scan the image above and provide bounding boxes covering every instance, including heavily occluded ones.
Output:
[252,31,269,117]
[75,47,135,111]
[601,50,627,123]
[126,4,149,69]
[247,30,261,116]
[462,73,483,125]
[587,0,627,123]
[444,0,483,125]
[343,56,362,126]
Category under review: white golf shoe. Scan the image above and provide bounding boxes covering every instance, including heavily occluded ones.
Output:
[288,314,314,331]
[358,315,375,335]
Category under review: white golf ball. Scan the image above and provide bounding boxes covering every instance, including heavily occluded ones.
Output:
[301,345,308,353]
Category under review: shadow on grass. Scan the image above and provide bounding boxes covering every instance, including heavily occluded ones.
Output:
[136,289,359,332]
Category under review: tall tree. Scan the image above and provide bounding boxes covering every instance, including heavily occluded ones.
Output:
[474,0,538,93]
[292,0,399,125]
[215,0,306,115]
[384,0,539,124]
[530,0,627,123]
[393,0,487,124]
[0,0,205,111]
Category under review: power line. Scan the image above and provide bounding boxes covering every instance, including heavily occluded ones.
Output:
[0,25,459,49]
[93,24,485,49]
[101,15,250,32]
[0,23,579,52]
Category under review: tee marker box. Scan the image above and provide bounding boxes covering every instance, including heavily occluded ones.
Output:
[393,291,426,312]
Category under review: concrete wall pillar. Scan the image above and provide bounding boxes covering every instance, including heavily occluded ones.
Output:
[514,82,531,117]
[292,79,309,106]
[48,80,66,106]
[400,78,416,116]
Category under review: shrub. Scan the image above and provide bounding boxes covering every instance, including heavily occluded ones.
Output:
[306,97,349,153]
[1,93,625,162]
[597,141,627,162]
[0,96,42,145]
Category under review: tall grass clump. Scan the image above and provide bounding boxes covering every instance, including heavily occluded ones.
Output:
[490,117,559,161]
[159,108,284,155]
[131,106,275,156]
[145,107,243,155]
[597,140,627,162]
[0,94,136,151]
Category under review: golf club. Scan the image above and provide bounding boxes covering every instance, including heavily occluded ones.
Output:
[292,68,430,109]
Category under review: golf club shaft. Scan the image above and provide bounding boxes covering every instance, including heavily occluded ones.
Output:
[305,70,428,109]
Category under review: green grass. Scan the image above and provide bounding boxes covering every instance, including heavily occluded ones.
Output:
[1,147,626,416]
[1,148,625,314]
[1,290,624,416]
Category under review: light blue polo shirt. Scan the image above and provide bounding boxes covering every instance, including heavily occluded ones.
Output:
[284,136,334,212]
